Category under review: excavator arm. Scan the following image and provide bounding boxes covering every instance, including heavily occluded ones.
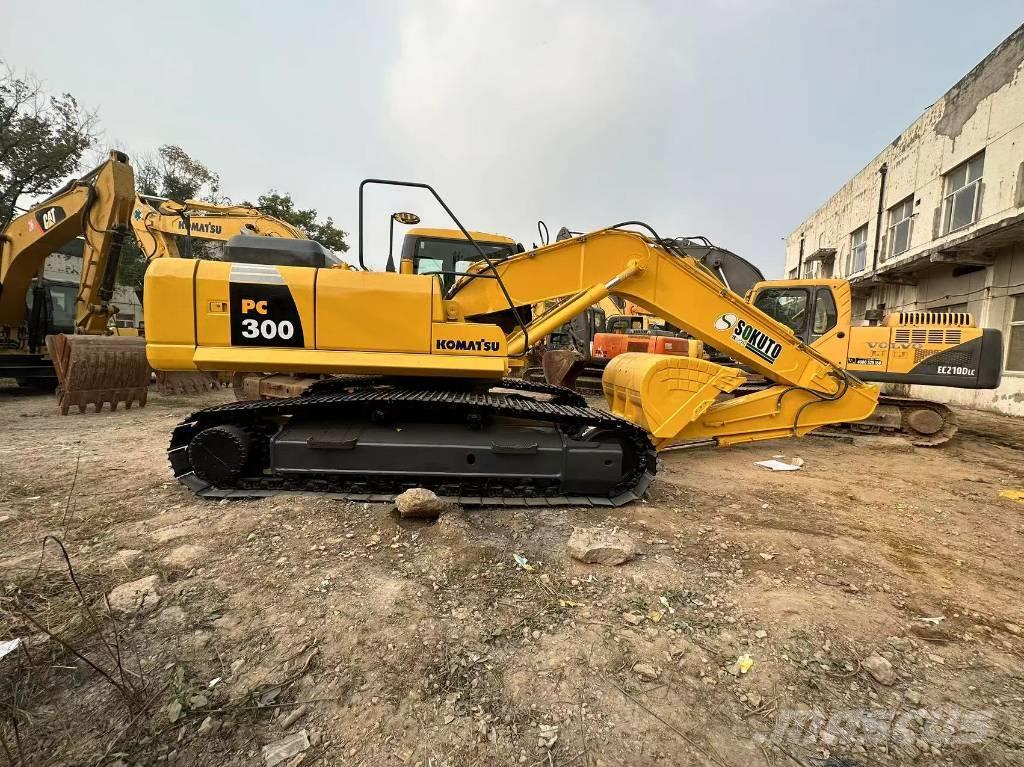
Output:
[449,228,879,447]
[130,196,308,260]
[0,151,135,333]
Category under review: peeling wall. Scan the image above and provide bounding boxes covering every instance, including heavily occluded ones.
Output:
[784,24,1024,416]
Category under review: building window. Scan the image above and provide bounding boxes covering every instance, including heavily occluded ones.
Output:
[943,153,984,234]
[850,224,868,274]
[1008,295,1024,372]
[930,302,968,316]
[887,196,914,259]
[787,267,798,280]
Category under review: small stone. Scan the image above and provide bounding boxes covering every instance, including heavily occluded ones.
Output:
[820,731,837,747]
[754,630,768,639]
[632,663,660,681]
[107,575,161,615]
[262,730,310,766]
[198,716,219,735]
[394,488,450,520]
[537,724,559,749]
[107,549,142,569]
[167,700,182,723]
[1005,623,1022,635]
[747,691,762,707]
[189,694,208,710]
[157,606,187,626]
[163,544,206,568]
[567,528,638,566]
[281,704,307,730]
[905,689,922,705]
[862,654,896,685]
[622,612,644,626]
[231,658,245,674]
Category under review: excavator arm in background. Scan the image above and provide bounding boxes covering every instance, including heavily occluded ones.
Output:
[130,196,308,260]
[0,151,150,413]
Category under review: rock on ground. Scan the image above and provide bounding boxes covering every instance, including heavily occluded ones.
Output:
[862,653,896,685]
[163,544,206,568]
[567,528,638,565]
[107,575,161,615]
[394,488,449,520]
[262,729,310,766]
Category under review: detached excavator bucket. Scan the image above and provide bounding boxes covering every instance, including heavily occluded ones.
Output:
[602,352,747,448]
[46,334,151,415]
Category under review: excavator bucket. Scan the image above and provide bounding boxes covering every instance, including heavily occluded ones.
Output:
[542,349,607,394]
[602,352,747,447]
[46,334,151,415]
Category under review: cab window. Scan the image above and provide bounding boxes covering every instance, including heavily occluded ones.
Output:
[811,287,838,339]
[753,288,809,335]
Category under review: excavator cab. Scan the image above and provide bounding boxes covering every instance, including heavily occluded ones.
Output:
[748,280,845,352]
[400,228,517,291]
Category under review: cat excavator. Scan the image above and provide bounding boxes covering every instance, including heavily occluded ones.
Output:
[0,151,149,413]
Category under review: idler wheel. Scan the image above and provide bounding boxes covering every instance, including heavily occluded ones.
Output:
[188,425,252,485]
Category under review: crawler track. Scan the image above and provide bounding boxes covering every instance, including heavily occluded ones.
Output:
[168,379,656,506]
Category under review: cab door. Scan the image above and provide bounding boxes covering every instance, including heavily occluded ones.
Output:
[751,285,850,367]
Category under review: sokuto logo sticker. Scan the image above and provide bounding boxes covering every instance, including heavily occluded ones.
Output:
[715,314,782,365]
[714,313,737,331]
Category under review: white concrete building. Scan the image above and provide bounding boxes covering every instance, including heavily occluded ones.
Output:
[785,24,1024,416]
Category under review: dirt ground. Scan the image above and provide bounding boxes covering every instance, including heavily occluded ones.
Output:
[2,383,1024,767]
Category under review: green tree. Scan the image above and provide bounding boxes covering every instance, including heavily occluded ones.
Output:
[118,145,222,290]
[246,191,349,252]
[0,63,97,228]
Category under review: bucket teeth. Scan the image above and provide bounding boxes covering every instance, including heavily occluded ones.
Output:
[155,371,226,395]
[45,334,151,415]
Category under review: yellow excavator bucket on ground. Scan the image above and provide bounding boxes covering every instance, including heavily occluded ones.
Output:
[603,352,748,446]
[46,335,150,415]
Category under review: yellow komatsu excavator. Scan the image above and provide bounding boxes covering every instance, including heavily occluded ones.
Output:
[142,179,959,505]
[0,151,149,413]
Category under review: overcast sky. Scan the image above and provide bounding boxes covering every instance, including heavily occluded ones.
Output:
[3,1,1021,276]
